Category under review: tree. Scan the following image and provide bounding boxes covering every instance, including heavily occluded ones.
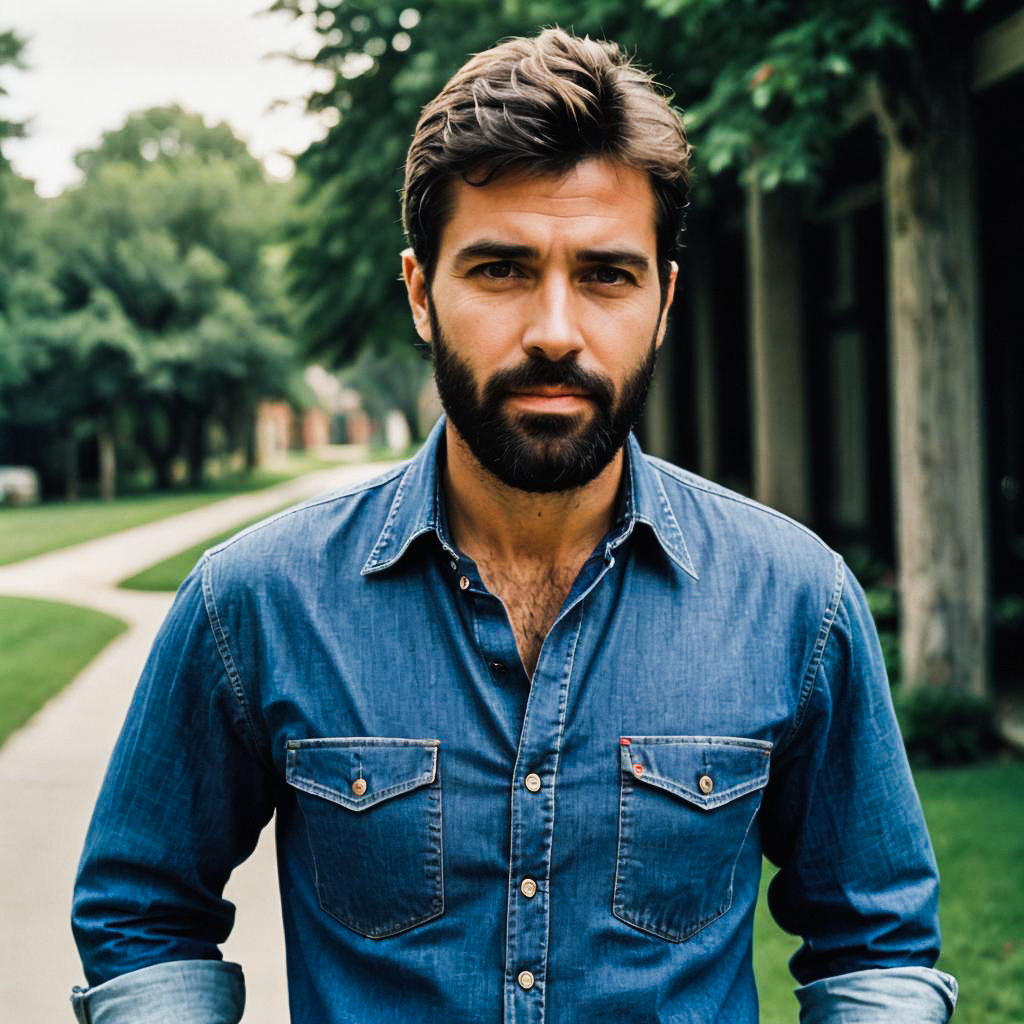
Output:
[74,105,264,181]
[0,30,34,318]
[4,292,141,499]
[23,108,302,494]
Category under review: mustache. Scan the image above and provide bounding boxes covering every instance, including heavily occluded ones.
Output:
[482,358,615,407]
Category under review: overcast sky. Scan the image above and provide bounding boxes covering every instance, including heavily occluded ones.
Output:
[4,0,332,196]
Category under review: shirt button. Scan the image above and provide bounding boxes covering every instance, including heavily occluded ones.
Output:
[520,877,538,899]
[524,773,542,793]
[351,778,367,797]
[517,970,535,990]
[698,774,714,795]
[459,575,470,591]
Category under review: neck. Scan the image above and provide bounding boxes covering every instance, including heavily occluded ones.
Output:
[443,421,623,566]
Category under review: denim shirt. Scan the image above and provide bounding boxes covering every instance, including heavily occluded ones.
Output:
[71,418,957,1023]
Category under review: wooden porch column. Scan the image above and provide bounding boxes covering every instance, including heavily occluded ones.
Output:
[745,182,811,523]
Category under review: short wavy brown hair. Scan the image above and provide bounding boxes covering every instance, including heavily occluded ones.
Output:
[402,27,691,288]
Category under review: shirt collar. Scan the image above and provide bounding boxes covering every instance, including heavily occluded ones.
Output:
[361,417,697,580]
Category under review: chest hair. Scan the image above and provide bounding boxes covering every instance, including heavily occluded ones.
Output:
[475,557,583,678]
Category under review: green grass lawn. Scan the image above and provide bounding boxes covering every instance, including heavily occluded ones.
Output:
[0,453,337,566]
[119,502,296,592]
[0,595,127,746]
[754,758,1024,1023]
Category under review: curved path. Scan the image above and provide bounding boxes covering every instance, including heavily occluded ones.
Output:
[0,460,395,1022]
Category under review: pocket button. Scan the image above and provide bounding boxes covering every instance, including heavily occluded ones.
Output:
[351,778,367,796]
[698,774,714,795]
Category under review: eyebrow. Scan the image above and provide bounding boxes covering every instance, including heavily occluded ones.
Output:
[577,248,650,272]
[452,240,651,273]
[452,241,538,265]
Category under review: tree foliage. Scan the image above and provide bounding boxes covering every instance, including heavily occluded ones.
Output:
[647,0,989,188]
[0,104,302,495]
[74,104,266,181]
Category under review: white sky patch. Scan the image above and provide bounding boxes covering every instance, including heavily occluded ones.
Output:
[3,0,333,196]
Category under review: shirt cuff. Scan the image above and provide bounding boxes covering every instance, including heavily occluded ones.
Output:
[70,960,245,1024]
[796,965,958,1023]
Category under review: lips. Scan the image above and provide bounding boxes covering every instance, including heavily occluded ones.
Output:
[508,387,591,398]
[505,389,593,411]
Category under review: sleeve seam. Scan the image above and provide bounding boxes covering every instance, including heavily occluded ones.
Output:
[200,555,271,769]
[783,552,846,749]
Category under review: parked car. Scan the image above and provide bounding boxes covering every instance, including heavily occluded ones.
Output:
[0,466,40,507]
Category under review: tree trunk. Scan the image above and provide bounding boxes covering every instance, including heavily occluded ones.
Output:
[137,402,181,490]
[185,408,207,489]
[64,423,80,502]
[875,61,990,696]
[96,416,117,502]
[244,406,259,471]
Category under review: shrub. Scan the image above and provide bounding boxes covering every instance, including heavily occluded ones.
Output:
[892,686,1003,766]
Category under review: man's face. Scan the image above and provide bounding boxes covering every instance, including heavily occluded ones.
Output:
[404,158,676,493]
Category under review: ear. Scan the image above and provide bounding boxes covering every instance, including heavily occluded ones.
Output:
[654,261,678,350]
[401,247,433,344]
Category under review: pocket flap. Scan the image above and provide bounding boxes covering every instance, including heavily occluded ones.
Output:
[619,735,771,809]
[286,737,440,811]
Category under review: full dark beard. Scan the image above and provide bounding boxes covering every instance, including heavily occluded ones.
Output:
[429,305,659,493]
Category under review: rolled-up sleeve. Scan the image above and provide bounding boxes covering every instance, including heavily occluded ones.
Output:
[761,561,957,1020]
[70,559,275,1017]
[796,965,958,1022]
[71,959,245,1024]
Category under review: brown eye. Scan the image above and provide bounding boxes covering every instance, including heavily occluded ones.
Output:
[482,261,514,278]
[591,267,628,285]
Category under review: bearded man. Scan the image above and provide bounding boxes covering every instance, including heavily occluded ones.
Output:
[71,28,957,1024]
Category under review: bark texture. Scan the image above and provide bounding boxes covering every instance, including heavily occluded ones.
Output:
[875,58,990,695]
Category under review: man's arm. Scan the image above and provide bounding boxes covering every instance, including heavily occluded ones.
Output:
[761,560,957,1022]
[70,559,276,1023]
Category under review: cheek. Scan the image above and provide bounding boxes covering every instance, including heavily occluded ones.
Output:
[438,298,522,359]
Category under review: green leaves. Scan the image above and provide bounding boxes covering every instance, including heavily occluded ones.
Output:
[0,103,303,491]
[643,0,917,190]
[73,105,264,181]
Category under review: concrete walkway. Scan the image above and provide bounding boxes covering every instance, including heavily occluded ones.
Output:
[0,460,396,1022]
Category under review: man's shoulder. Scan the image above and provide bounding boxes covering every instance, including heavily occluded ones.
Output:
[201,462,408,586]
[641,453,842,588]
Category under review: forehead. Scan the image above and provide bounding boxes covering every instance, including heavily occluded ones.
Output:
[438,158,659,259]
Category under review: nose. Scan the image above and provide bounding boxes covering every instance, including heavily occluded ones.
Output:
[521,274,585,362]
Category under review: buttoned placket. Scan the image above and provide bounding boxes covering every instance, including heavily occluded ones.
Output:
[449,539,626,1024]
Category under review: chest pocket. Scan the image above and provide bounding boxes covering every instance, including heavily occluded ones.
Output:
[285,737,443,939]
[613,735,771,942]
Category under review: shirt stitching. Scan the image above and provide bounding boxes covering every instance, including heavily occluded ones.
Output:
[200,555,270,767]
[784,553,846,748]
[206,463,406,561]
[649,457,836,557]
